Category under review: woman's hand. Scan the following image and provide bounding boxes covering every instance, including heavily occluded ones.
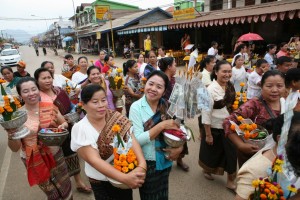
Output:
[123,170,145,189]
[205,135,213,145]
[162,119,180,130]
[6,128,18,139]
[163,146,183,161]
[238,143,259,155]
[58,122,68,129]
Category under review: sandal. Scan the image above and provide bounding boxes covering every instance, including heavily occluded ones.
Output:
[203,171,214,180]
[177,161,189,172]
[76,186,92,194]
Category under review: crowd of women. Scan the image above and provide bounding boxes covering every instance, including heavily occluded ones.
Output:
[1,39,300,200]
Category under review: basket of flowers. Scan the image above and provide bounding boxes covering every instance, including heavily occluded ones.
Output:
[249,155,298,199]
[107,125,138,189]
[0,79,29,139]
[108,68,125,108]
[230,116,269,149]
[232,82,247,110]
[38,128,69,146]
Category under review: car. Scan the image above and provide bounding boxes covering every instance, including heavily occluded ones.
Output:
[3,43,13,50]
[0,49,21,67]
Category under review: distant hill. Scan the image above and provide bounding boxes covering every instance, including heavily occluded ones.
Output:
[1,29,32,43]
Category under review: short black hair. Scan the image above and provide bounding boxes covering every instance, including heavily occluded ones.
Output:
[211,60,231,81]
[200,55,215,72]
[256,59,268,68]
[87,66,101,77]
[272,114,284,142]
[78,56,88,64]
[261,70,285,87]
[81,84,106,104]
[158,57,174,72]
[34,67,53,81]
[16,77,38,96]
[147,70,169,92]
[211,41,218,46]
[0,66,13,74]
[285,68,300,87]
[123,60,137,76]
[266,44,276,51]
[277,56,292,65]
[64,54,73,59]
[104,54,113,63]
[40,61,54,68]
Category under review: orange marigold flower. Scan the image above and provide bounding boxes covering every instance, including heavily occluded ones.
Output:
[237,116,244,121]
[236,92,241,96]
[3,96,9,101]
[232,105,238,110]
[239,124,246,130]
[121,161,129,167]
[244,131,250,140]
[260,194,267,200]
[121,167,129,173]
[119,154,126,162]
[112,124,121,133]
[128,163,135,170]
[134,160,138,166]
[251,123,257,130]
[115,165,122,171]
[0,79,6,84]
[0,106,4,114]
[141,77,147,81]
[240,82,245,87]
[233,101,239,105]
[230,124,235,131]
[242,93,247,97]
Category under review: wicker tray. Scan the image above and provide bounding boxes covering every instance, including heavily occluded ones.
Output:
[38,128,69,146]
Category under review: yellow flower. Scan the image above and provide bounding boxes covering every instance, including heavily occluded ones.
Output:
[252,180,259,188]
[112,124,121,133]
[240,82,245,87]
[287,185,297,193]
[273,165,282,173]
[128,163,135,170]
[116,68,123,73]
[237,116,244,121]
[121,167,129,173]
[242,93,247,97]
[233,101,239,105]
[236,92,241,96]
[121,161,128,167]
[232,105,238,110]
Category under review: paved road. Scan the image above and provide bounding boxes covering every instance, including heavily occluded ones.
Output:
[0,46,235,200]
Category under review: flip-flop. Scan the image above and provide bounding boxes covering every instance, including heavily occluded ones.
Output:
[177,162,189,172]
[226,186,236,194]
[203,172,214,180]
[76,186,92,194]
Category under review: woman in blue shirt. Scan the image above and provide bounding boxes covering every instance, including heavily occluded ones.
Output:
[129,70,183,200]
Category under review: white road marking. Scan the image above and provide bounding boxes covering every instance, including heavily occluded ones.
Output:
[0,146,12,200]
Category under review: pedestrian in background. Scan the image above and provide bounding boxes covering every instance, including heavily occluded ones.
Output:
[231,55,247,92]
[42,45,47,56]
[14,60,31,78]
[144,34,151,63]
[264,44,277,70]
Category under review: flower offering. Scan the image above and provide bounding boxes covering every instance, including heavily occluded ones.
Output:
[108,68,125,108]
[111,124,138,173]
[232,82,247,110]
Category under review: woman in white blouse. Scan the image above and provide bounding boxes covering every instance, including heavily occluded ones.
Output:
[199,60,237,191]
[71,84,146,200]
[72,56,88,84]
[200,55,216,87]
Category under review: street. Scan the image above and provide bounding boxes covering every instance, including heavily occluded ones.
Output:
[0,46,235,200]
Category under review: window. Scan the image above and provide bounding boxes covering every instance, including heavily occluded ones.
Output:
[245,0,255,6]
[175,6,180,10]
[232,0,236,8]
[261,0,276,3]
[210,0,223,11]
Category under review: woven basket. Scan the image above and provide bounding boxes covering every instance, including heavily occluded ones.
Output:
[38,128,69,146]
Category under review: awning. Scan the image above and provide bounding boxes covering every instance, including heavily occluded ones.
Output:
[117,0,300,34]
[118,25,168,35]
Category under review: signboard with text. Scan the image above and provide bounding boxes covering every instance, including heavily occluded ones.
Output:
[95,5,110,22]
[173,7,195,21]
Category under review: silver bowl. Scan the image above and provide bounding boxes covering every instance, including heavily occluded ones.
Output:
[0,110,27,129]
[107,177,130,189]
[163,125,191,148]
[242,126,269,149]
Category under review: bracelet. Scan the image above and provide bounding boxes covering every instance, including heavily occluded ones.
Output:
[137,165,147,172]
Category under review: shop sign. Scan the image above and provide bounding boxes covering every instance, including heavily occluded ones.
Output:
[173,8,195,21]
[96,32,101,39]
[95,5,110,22]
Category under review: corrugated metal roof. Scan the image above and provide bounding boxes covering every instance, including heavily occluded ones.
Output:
[92,7,171,34]
[119,0,300,30]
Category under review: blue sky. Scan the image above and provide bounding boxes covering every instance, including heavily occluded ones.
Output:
[0,0,173,34]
